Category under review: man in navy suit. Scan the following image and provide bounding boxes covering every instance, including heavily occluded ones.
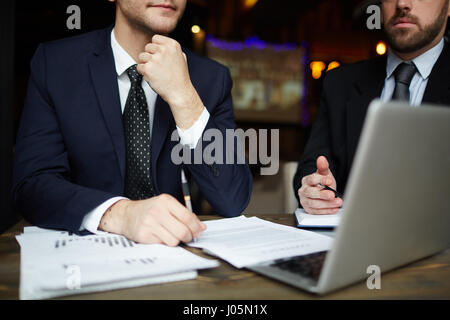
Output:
[294,0,449,214]
[12,0,252,245]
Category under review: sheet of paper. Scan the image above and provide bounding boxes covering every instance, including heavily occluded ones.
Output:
[21,244,217,290]
[16,227,219,299]
[23,226,70,235]
[294,208,343,228]
[188,216,333,268]
[20,270,197,300]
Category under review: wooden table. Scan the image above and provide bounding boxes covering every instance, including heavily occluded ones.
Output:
[1,214,449,300]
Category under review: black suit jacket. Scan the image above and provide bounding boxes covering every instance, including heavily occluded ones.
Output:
[12,27,252,233]
[294,41,450,204]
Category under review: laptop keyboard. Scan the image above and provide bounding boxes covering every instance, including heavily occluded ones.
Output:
[270,251,328,282]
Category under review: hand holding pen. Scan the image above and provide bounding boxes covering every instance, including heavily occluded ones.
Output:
[297,156,343,215]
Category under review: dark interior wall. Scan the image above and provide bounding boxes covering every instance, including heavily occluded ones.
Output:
[0,0,16,233]
[13,1,117,139]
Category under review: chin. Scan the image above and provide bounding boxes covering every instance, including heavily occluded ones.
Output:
[147,23,177,35]
[388,37,426,54]
[143,14,180,33]
[386,29,416,48]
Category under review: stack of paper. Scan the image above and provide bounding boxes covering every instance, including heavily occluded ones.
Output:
[16,227,219,300]
[294,208,343,228]
[187,216,334,268]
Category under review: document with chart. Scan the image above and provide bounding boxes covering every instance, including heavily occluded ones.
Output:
[16,227,219,300]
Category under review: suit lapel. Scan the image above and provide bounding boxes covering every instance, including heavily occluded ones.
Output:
[422,42,450,107]
[346,57,387,166]
[88,28,126,181]
[151,96,174,192]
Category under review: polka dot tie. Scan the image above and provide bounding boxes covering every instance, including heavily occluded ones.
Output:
[123,64,155,200]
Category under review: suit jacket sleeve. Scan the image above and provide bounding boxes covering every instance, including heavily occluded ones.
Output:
[12,44,118,233]
[185,67,252,217]
[293,71,340,206]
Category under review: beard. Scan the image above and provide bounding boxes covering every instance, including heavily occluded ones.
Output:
[118,1,185,36]
[383,3,448,54]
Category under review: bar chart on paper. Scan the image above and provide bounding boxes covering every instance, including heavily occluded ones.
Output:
[53,234,136,249]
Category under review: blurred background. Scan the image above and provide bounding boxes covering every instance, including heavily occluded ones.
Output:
[1,0,449,231]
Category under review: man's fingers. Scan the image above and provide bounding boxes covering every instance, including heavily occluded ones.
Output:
[152,34,172,45]
[305,207,340,215]
[136,63,146,76]
[138,52,152,63]
[159,194,205,238]
[151,35,182,54]
[303,186,336,200]
[316,156,330,176]
[132,229,163,244]
[159,213,194,244]
[302,197,343,210]
[144,43,159,54]
[305,173,332,187]
[148,222,181,247]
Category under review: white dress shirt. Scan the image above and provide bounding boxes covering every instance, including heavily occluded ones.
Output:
[80,30,210,234]
[380,38,444,107]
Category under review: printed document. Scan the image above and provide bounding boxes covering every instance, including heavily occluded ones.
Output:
[188,216,333,268]
[16,227,218,299]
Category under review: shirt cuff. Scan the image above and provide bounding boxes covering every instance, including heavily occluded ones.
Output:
[79,197,128,234]
[176,107,210,149]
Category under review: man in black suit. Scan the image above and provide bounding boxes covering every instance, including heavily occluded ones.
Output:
[13,0,252,244]
[294,0,450,214]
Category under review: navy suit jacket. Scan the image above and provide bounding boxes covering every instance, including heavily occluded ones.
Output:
[12,27,252,233]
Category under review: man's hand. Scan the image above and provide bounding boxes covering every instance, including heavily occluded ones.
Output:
[298,156,343,215]
[137,35,204,130]
[99,194,206,246]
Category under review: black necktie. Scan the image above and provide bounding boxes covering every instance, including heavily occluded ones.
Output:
[392,62,417,102]
[123,64,155,200]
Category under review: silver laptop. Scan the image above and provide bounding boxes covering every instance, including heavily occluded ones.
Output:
[248,100,450,294]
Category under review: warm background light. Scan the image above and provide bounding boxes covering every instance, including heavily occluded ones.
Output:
[327,61,341,72]
[376,41,387,55]
[310,61,326,79]
[191,25,201,34]
[242,0,259,10]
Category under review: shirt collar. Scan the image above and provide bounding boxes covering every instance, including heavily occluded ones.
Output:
[386,38,445,80]
[111,29,137,77]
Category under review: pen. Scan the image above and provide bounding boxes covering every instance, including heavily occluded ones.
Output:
[181,168,193,212]
[181,168,196,242]
[318,183,343,199]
